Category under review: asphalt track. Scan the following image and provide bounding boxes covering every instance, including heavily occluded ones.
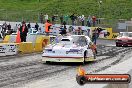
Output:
[0,39,132,88]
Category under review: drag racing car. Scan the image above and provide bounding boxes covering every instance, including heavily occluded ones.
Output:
[42,35,97,64]
[116,32,132,47]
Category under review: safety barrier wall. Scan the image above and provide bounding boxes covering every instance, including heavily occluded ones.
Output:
[0,35,55,56]
[91,27,119,40]
[0,43,18,56]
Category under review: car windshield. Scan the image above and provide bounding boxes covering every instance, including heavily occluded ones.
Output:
[119,32,128,37]
[51,36,87,46]
[128,33,132,37]
[71,36,87,46]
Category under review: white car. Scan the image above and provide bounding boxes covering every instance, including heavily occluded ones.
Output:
[42,35,96,63]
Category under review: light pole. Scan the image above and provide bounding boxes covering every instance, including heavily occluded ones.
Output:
[98,1,102,24]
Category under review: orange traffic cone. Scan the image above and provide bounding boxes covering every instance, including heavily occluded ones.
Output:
[16,29,21,43]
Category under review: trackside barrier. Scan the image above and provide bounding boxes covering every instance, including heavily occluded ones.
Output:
[91,27,119,40]
[112,33,119,39]
[18,42,34,54]
[0,43,18,56]
[34,36,55,52]
[26,34,37,46]
[0,44,6,56]
[3,35,10,43]
[34,36,44,52]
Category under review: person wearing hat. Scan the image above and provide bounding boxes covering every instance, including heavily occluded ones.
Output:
[19,21,28,42]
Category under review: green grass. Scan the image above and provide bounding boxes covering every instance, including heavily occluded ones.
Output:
[0,0,131,22]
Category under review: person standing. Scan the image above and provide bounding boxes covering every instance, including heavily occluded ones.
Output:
[27,22,31,29]
[7,23,12,34]
[64,15,69,25]
[44,13,49,22]
[60,14,63,25]
[19,21,28,42]
[40,13,44,23]
[87,15,92,27]
[52,15,56,24]
[70,14,76,25]
[92,16,96,27]
[45,20,52,36]
[35,23,39,31]
[92,28,98,45]
[81,15,85,26]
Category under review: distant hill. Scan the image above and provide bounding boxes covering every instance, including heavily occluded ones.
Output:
[0,0,131,22]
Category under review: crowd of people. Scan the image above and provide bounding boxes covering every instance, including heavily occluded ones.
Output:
[1,22,40,34]
[0,13,102,44]
[39,13,99,27]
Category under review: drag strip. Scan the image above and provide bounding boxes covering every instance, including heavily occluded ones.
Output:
[0,45,132,88]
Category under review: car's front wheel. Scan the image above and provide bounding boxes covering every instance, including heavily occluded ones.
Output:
[116,42,121,47]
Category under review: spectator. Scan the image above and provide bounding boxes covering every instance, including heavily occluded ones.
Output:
[81,15,85,26]
[52,15,56,24]
[40,13,44,23]
[68,26,74,34]
[35,23,39,31]
[27,22,31,29]
[87,15,92,27]
[63,21,66,27]
[7,23,11,30]
[60,14,63,24]
[78,15,82,25]
[59,25,67,36]
[19,21,28,42]
[92,28,98,45]
[7,23,12,34]
[63,15,69,25]
[44,13,49,22]
[45,20,52,36]
[70,14,76,25]
[92,16,96,27]
[13,24,18,33]
[1,22,7,39]
[38,27,42,33]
